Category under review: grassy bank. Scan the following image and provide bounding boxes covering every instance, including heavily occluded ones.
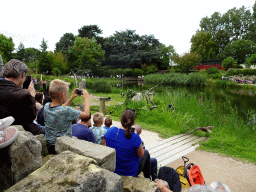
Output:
[107,89,256,164]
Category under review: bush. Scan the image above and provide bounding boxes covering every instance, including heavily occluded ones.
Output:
[207,67,220,75]
[235,64,243,69]
[90,80,112,93]
[226,68,239,76]
[209,73,222,79]
[133,68,144,77]
[222,57,237,69]
[52,68,61,77]
[199,69,207,74]
[147,65,158,74]
[124,68,133,77]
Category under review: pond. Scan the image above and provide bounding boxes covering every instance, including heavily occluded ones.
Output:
[112,82,256,120]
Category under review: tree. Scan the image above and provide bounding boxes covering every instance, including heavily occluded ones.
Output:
[0,34,15,63]
[221,57,237,69]
[16,42,26,61]
[245,2,256,43]
[190,30,218,60]
[55,33,75,56]
[172,52,201,73]
[217,39,256,64]
[248,54,256,67]
[71,37,105,73]
[48,51,68,74]
[38,39,52,74]
[24,48,40,63]
[78,25,105,46]
[152,45,175,70]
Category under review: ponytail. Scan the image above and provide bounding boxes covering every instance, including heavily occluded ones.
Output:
[121,110,135,139]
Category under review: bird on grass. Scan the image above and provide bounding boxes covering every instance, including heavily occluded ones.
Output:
[195,126,214,133]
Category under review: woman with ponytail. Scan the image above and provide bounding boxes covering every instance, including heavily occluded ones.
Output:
[102,110,144,177]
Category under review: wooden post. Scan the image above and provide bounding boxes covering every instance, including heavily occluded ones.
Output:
[100,98,106,115]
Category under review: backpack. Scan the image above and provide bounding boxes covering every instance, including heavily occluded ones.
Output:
[158,167,182,192]
[176,157,205,189]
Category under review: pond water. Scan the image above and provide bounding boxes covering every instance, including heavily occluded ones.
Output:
[113,82,256,120]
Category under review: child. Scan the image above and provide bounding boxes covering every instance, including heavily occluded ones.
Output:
[44,79,90,154]
[90,113,107,145]
[103,117,112,131]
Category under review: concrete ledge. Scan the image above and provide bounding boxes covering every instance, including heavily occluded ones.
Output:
[55,136,116,172]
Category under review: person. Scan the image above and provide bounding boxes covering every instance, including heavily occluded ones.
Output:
[36,95,52,126]
[0,116,18,149]
[72,113,95,143]
[90,113,107,145]
[103,117,112,131]
[102,110,146,177]
[44,79,90,154]
[135,124,158,181]
[35,92,44,115]
[0,59,44,135]
[155,179,173,192]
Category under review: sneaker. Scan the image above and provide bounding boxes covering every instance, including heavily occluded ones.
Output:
[0,116,15,130]
[0,127,18,148]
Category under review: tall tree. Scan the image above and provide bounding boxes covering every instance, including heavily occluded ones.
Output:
[16,42,26,61]
[78,25,105,46]
[24,48,40,63]
[0,34,15,63]
[55,33,75,56]
[38,39,51,74]
[245,2,256,43]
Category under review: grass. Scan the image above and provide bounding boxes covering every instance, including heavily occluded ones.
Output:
[106,89,256,164]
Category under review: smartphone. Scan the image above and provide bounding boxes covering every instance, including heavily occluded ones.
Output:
[23,75,31,89]
[76,89,83,95]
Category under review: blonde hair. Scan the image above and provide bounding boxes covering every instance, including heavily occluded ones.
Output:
[49,79,70,100]
[93,112,104,126]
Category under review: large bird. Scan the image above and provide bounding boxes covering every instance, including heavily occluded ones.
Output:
[195,126,214,133]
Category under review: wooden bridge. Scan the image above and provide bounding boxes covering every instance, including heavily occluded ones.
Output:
[145,134,207,167]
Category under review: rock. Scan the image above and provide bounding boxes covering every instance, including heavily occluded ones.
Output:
[55,136,116,172]
[132,92,143,102]
[9,125,24,132]
[0,131,42,190]
[7,151,123,192]
[122,176,160,192]
[35,134,48,156]
[79,79,86,89]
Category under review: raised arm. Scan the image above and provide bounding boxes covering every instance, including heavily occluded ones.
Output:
[79,89,90,119]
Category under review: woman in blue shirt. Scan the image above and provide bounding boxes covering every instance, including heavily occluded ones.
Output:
[102,110,144,177]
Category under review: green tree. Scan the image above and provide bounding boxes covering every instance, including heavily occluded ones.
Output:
[48,51,68,74]
[172,52,201,73]
[72,37,105,73]
[16,42,26,61]
[0,34,15,63]
[221,57,237,69]
[217,39,256,64]
[246,2,256,43]
[152,45,175,70]
[38,39,52,74]
[78,25,105,46]
[190,30,218,60]
[24,48,40,63]
[248,54,256,67]
[55,33,75,56]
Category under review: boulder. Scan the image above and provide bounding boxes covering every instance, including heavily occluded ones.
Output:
[0,131,42,190]
[55,136,116,172]
[122,176,160,192]
[9,125,24,132]
[7,151,123,192]
[132,92,143,102]
[79,79,86,89]
[35,134,48,156]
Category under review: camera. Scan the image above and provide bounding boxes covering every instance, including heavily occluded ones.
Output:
[76,89,83,95]
[131,126,135,132]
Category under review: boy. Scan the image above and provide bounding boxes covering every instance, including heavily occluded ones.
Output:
[72,114,95,143]
[90,113,107,145]
[103,117,112,131]
[44,79,90,154]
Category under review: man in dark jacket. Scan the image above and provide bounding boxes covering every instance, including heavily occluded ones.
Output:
[0,59,44,135]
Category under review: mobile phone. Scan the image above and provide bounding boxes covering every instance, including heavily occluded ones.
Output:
[131,126,135,132]
[23,75,31,89]
[76,89,83,95]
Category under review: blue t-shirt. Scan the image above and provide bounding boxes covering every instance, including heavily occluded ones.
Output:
[89,126,107,145]
[103,126,110,131]
[104,127,142,177]
[72,123,95,143]
[44,103,81,145]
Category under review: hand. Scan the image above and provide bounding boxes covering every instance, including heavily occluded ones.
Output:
[27,81,36,97]
[155,179,169,190]
[82,89,89,98]
[71,88,79,98]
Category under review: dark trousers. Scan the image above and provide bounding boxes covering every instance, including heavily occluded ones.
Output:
[150,158,158,181]
[46,143,57,154]
[137,149,151,179]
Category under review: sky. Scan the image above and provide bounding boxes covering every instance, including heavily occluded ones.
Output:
[1,0,255,55]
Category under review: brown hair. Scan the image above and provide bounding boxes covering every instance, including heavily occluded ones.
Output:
[121,110,135,139]
[35,92,44,104]
[81,113,92,123]
[104,117,112,128]
[93,112,104,127]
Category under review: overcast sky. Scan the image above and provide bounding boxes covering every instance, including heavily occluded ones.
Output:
[1,0,255,55]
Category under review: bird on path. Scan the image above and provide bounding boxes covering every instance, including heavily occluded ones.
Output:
[195,126,214,133]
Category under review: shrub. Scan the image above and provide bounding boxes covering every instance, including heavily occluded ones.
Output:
[52,68,61,77]
[209,73,222,79]
[124,68,133,77]
[222,57,237,69]
[207,67,220,75]
[133,68,144,77]
[226,68,239,76]
[146,65,158,74]
[90,80,112,93]
[199,69,207,74]
[249,54,256,67]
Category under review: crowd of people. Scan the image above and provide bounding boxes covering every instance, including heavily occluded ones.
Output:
[0,59,175,192]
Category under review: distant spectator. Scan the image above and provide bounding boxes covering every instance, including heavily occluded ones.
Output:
[72,113,95,143]
[44,79,90,154]
[90,112,107,145]
[0,59,44,135]
[103,117,112,131]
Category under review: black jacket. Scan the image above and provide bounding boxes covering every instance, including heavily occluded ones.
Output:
[0,78,45,135]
